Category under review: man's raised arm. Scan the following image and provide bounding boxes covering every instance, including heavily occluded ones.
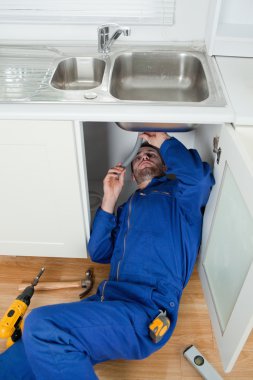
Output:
[139,132,215,218]
[88,164,125,263]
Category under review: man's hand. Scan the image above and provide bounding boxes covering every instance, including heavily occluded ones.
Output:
[101,164,126,214]
[139,132,170,148]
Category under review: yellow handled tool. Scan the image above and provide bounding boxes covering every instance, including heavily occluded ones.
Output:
[149,310,170,343]
[0,268,45,348]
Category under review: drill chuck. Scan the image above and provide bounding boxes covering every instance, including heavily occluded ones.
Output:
[17,285,34,306]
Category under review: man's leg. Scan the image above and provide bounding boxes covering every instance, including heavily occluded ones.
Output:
[20,299,156,380]
[0,339,36,380]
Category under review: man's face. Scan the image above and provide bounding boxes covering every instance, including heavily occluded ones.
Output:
[132,147,165,184]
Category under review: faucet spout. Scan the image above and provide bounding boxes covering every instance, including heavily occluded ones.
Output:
[98,24,131,54]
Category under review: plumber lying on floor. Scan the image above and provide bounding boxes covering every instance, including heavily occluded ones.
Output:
[0,132,214,380]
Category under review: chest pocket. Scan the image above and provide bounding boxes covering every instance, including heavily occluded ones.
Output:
[123,191,173,273]
[143,230,178,278]
[137,191,180,279]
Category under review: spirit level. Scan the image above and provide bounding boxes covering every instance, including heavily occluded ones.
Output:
[183,345,223,380]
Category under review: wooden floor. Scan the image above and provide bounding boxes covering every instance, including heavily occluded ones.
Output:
[0,256,252,379]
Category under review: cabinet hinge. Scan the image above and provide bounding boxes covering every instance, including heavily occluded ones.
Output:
[213,136,222,165]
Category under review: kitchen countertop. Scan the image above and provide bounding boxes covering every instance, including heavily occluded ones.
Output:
[216,56,253,126]
[0,43,234,124]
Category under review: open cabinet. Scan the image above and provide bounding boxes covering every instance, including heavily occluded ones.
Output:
[83,122,199,222]
[1,119,252,372]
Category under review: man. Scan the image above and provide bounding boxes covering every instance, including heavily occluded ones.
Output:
[0,132,214,380]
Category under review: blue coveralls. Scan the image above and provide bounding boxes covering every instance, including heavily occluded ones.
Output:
[0,138,214,380]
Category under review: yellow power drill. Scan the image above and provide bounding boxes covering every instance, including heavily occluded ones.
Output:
[0,267,45,348]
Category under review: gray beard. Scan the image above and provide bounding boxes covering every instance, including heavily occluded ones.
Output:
[133,166,164,185]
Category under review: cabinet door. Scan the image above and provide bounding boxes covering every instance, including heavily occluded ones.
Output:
[199,124,253,372]
[0,120,88,258]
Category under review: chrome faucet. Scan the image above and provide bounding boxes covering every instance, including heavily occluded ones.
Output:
[98,24,131,54]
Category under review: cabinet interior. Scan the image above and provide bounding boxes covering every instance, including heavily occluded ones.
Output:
[83,122,222,223]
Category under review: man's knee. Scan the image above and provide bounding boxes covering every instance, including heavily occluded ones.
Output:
[22,306,54,344]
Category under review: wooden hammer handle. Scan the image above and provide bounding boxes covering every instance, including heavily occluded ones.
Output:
[18,280,81,291]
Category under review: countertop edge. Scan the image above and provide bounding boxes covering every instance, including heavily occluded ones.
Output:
[0,103,234,124]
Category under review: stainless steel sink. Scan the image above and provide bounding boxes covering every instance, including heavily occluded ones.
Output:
[39,45,226,107]
[50,57,105,90]
[109,52,209,102]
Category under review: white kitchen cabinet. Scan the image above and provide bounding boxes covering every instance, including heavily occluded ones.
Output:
[198,124,253,372]
[0,120,89,258]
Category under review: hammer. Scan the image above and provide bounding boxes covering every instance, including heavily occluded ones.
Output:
[18,269,94,299]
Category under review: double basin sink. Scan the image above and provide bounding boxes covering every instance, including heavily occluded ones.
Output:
[50,48,226,106]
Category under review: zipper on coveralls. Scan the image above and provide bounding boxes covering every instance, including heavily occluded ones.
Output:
[140,190,171,196]
[100,280,107,302]
[116,194,134,281]
[116,190,170,280]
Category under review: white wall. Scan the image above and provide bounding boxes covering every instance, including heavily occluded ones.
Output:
[0,0,210,43]
[220,0,253,25]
